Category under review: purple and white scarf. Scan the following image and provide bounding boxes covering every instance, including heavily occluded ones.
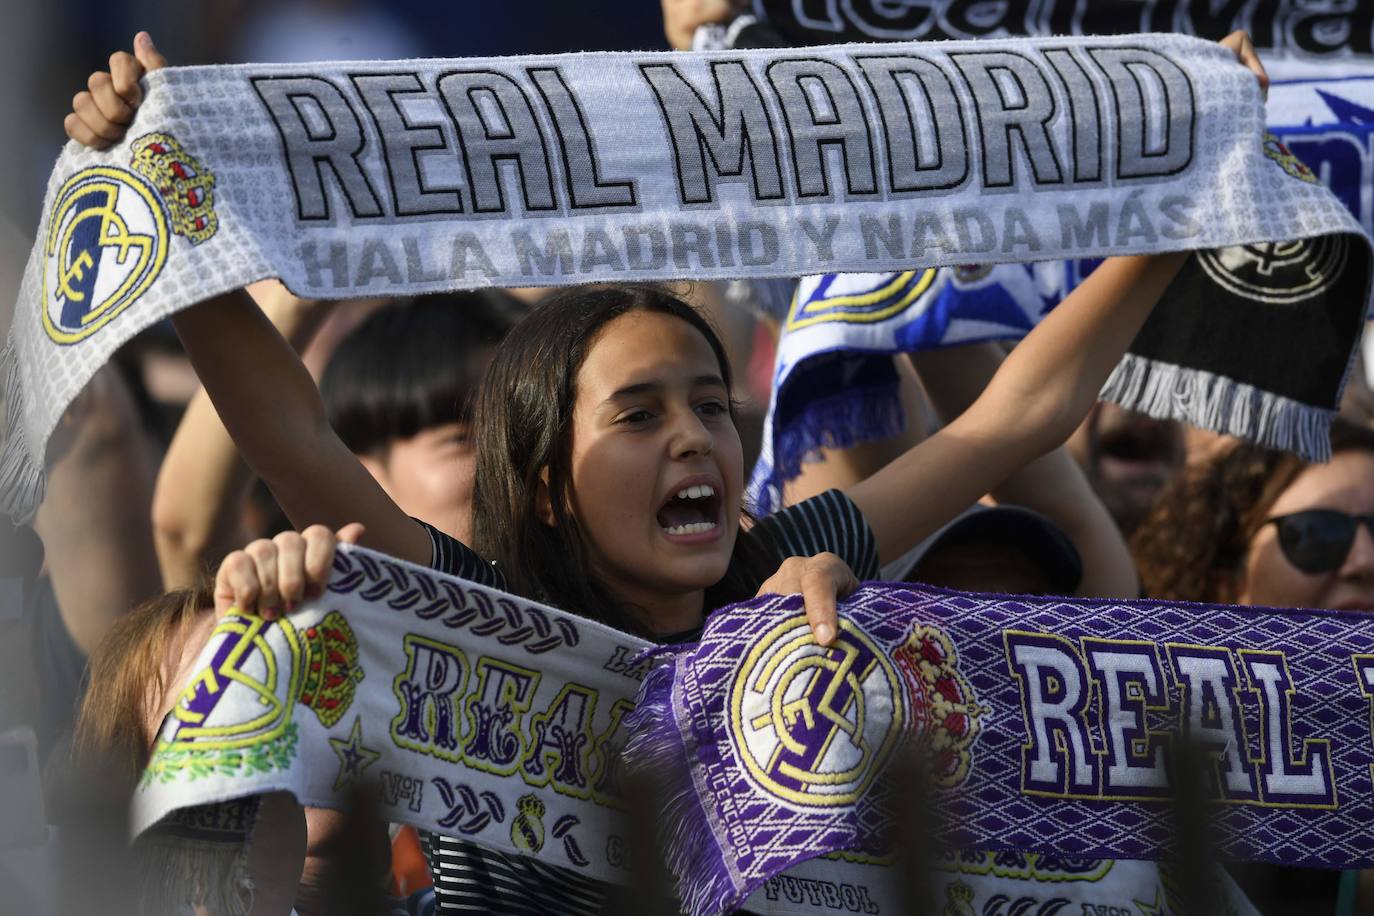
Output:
[628,583,1374,915]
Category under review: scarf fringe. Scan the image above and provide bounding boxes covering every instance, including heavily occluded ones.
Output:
[624,660,740,916]
[0,337,44,523]
[756,383,905,514]
[134,797,262,916]
[1101,353,1334,463]
[136,831,253,916]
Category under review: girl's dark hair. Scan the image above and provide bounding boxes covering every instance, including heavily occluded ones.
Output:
[1131,418,1374,604]
[470,284,771,634]
[321,290,524,456]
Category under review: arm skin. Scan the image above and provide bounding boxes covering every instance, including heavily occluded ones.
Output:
[912,342,1140,598]
[34,365,163,656]
[847,253,1189,567]
[170,290,432,566]
[151,281,336,589]
[820,31,1263,566]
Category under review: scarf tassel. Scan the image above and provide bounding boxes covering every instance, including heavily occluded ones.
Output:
[1101,353,1334,463]
[0,336,45,524]
[624,659,742,916]
[756,383,906,514]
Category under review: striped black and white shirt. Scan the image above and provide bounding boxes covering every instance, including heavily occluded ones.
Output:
[415,489,878,915]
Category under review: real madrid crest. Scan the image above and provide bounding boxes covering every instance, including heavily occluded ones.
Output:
[144,613,307,784]
[1262,132,1318,185]
[729,616,906,807]
[41,132,218,345]
[1196,237,1348,306]
[728,615,984,809]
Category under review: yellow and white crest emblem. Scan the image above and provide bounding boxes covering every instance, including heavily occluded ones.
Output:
[143,614,306,785]
[42,166,169,345]
[42,132,218,345]
[730,615,905,807]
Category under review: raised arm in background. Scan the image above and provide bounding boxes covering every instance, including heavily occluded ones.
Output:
[911,342,1140,598]
[846,252,1191,567]
[170,290,432,566]
[35,365,162,655]
[783,340,1140,597]
[151,280,337,589]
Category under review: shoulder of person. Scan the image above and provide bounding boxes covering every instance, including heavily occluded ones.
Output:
[745,489,878,579]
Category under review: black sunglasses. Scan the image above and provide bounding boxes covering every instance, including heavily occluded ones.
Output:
[1267,509,1374,574]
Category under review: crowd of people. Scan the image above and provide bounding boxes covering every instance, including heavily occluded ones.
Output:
[3,5,1373,916]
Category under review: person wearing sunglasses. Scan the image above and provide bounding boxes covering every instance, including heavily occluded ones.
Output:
[1133,417,1374,613]
[1132,416,1374,916]
[1268,507,1374,584]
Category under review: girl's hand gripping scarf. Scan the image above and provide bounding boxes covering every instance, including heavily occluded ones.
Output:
[5,34,1373,522]
[137,547,1374,915]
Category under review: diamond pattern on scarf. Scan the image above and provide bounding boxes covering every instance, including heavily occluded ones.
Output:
[629,584,1374,916]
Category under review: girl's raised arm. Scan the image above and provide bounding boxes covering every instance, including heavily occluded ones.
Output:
[847,252,1189,566]
[64,33,431,566]
[171,290,432,565]
[152,283,338,588]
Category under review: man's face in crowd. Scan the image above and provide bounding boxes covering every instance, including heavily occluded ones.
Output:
[1067,403,1184,535]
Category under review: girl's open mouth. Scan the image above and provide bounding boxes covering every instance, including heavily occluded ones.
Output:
[657,482,722,537]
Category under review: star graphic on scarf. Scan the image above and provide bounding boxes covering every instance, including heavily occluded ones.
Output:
[329,715,380,791]
[1134,887,1166,916]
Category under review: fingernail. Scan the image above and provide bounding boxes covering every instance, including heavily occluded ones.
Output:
[136,31,152,49]
[264,606,280,619]
[814,624,833,646]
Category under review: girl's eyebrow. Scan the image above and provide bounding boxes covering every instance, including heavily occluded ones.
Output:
[603,374,727,404]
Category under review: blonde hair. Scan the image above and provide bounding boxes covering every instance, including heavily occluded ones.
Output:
[72,582,213,791]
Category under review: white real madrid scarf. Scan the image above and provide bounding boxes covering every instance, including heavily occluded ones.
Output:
[3,33,1372,521]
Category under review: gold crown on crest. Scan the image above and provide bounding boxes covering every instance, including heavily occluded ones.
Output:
[297,610,364,728]
[130,132,219,245]
[893,624,986,788]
